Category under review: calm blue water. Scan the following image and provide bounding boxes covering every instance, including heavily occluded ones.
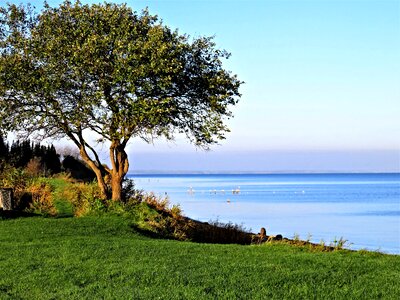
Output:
[129,173,400,254]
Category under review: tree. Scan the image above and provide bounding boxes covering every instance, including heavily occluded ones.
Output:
[3,138,61,174]
[0,134,9,170]
[0,134,8,157]
[0,1,242,201]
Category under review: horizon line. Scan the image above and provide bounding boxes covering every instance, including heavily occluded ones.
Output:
[128,170,400,175]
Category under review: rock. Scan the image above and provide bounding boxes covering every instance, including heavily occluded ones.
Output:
[252,227,267,244]
[259,227,266,237]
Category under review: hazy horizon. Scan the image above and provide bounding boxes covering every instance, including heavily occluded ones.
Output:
[126,148,399,173]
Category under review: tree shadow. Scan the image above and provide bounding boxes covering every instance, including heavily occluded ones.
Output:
[0,209,38,220]
[129,224,172,240]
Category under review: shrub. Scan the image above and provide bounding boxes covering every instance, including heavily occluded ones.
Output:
[0,165,32,209]
[27,180,57,216]
[121,178,138,202]
[60,181,104,217]
[187,219,252,244]
[126,192,193,241]
[52,172,73,182]
[129,191,252,243]
[25,157,44,177]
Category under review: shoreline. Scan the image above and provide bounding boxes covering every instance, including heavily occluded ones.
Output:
[130,173,400,255]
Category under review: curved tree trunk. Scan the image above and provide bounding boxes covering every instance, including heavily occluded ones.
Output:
[109,141,129,201]
[70,136,129,201]
[79,147,110,199]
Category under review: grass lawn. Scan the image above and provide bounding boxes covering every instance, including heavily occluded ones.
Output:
[0,215,399,299]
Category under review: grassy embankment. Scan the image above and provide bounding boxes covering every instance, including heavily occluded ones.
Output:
[0,177,399,299]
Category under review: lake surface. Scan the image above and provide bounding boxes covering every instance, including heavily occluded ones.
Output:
[129,173,400,254]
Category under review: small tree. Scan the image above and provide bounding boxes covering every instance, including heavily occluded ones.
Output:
[25,157,43,177]
[0,1,242,200]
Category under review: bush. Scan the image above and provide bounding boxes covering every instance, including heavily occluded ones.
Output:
[60,181,104,217]
[27,179,57,216]
[127,192,193,241]
[0,165,32,209]
[121,178,136,202]
[187,219,252,244]
[25,157,44,177]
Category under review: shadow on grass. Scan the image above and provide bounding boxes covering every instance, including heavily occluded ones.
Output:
[0,209,38,220]
[54,200,74,218]
[130,224,171,240]
[187,219,254,245]
[0,208,74,220]
[130,218,255,245]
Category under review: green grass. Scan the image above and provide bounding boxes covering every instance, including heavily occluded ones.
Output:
[0,215,399,299]
[46,177,75,217]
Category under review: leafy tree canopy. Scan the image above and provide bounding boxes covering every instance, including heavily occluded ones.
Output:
[0,1,242,200]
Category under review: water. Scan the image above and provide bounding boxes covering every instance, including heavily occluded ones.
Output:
[129,173,400,254]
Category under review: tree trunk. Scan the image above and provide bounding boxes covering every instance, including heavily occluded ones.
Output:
[79,147,109,199]
[94,169,109,199]
[109,141,129,201]
[111,174,123,202]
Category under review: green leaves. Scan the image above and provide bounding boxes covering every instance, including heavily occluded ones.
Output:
[0,1,241,147]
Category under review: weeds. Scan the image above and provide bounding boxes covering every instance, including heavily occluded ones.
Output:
[293,233,300,242]
[306,233,312,243]
[330,237,352,250]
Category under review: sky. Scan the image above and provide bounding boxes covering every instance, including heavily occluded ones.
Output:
[8,0,400,172]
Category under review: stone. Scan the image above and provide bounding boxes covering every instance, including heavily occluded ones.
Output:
[257,227,268,244]
[259,227,266,237]
[0,188,14,210]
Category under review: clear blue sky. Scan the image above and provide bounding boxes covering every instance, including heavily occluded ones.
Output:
[14,0,400,172]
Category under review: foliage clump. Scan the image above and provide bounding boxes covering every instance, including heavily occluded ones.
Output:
[27,179,57,216]
[131,193,193,241]
[58,179,104,217]
[0,165,32,209]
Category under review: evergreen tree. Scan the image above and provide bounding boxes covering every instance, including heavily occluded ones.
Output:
[0,134,9,170]
[6,138,61,174]
[0,134,8,159]
[43,145,61,174]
